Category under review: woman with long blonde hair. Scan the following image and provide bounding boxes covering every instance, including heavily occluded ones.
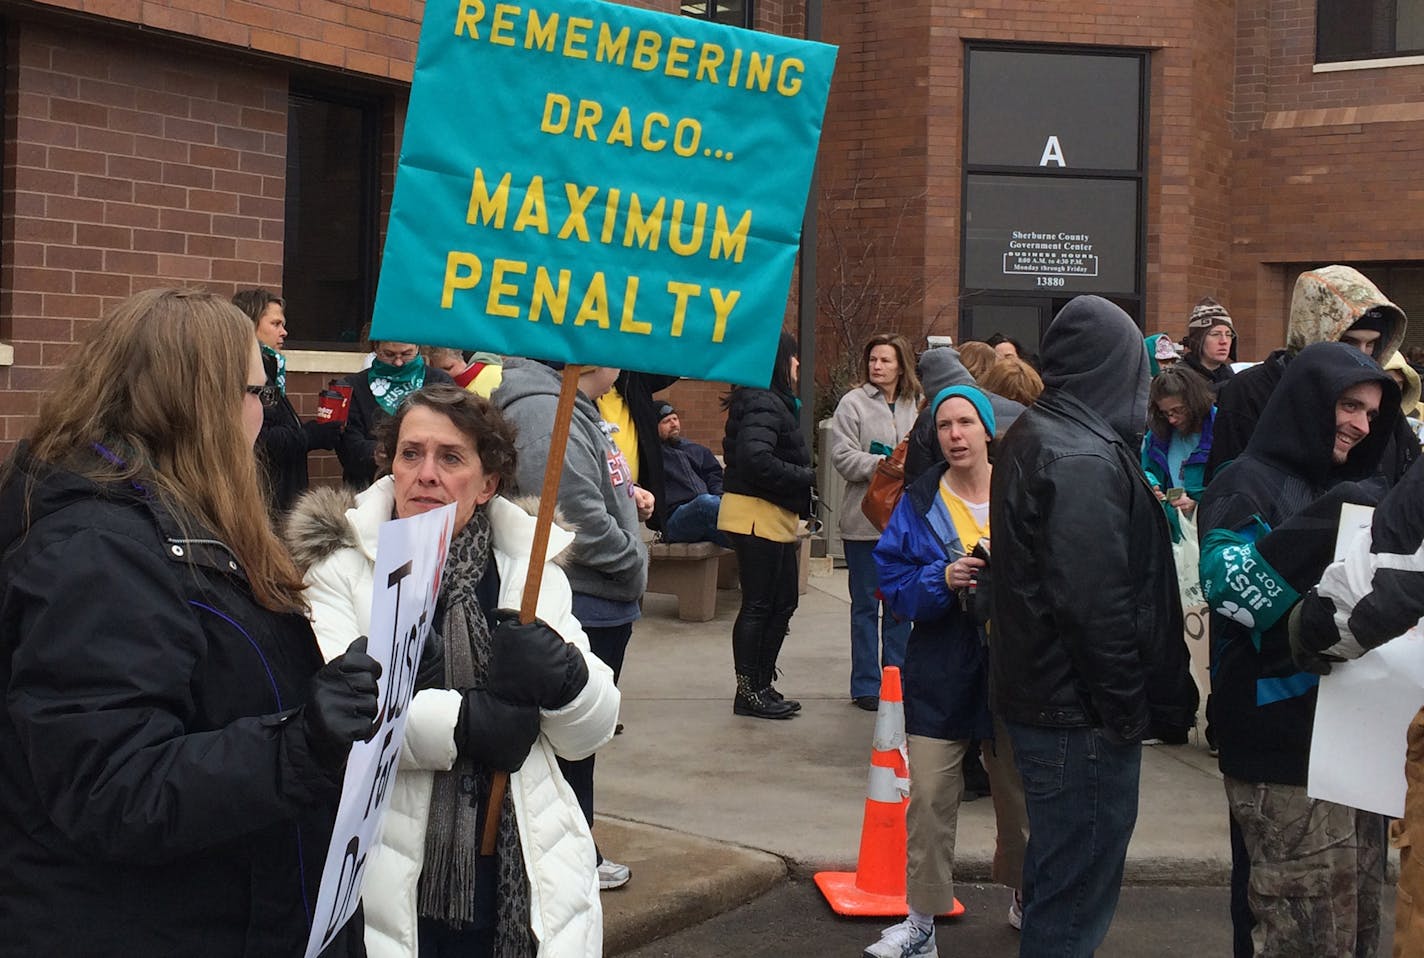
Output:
[0,288,377,957]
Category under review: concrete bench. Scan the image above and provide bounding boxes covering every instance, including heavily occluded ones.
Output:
[645,540,734,622]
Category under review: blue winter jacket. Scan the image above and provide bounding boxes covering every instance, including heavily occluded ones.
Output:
[873,464,993,742]
[1140,405,1216,542]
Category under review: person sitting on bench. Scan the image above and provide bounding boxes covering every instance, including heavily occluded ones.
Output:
[656,402,727,546]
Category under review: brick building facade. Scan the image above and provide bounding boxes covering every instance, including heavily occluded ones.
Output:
[2,0,1422,466]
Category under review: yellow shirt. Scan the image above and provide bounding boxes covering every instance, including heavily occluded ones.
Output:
[717,492,800,543]
[938,477,989,552]
[597,389,639,484]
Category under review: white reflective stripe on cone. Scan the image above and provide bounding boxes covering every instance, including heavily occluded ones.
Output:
[871,701,906,752]
[867,763,910,803]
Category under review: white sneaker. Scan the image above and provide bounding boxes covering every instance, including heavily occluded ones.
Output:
[864,918,938,958]
[1008,892,1024,931]
[597,858,631,890]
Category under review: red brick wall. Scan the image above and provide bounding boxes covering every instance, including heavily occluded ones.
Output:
[1230,0,1424,358]
[1,21,290,451]
[23,0,422,82]
[816,0,929,381]
[820,0,1242,366]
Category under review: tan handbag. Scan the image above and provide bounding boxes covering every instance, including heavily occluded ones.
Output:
[860,435,910,532]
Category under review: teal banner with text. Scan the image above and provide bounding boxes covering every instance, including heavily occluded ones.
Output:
[370,0,835,387]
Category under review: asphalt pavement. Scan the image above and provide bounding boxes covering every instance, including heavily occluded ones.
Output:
[592,564,1271,953]
[621,878,1240,957]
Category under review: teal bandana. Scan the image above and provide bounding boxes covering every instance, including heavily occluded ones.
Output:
[368,356,427,415]
[260,343,286,394]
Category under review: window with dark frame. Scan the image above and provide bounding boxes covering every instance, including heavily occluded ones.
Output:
[681,0,754,28]
[281,88,380,350]
[959,44,1148,344]
[1318,0,1424,63]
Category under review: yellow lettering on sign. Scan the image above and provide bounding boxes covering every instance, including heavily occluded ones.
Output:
[574,99,602,140]
[711,208,751,263]
[575,272,611,328]
[623,194,664,252]
[668,200,706,257]
[525,9,558,51]
[607,108,634,148]
[744,51,772,92]
[666,281,701,337]
[540,93,571,134]
[632,30,661,71]
[665,36,694,78]
[777,57,804,96]
[489,3,518,46]
[672,118,700,157]
[618,277,650,334]
[466,169,511,229]
[641,112,668,151]
[596,23,630,64]
[441,252,482,308]
[562,16,592,58]
[560,184,597,241]
[454,0,485,38]
[531,266,571,324]
[695,42,724,83]
[600,189,621,245]
[710,287,740,343]
[513,176,548,234]
[488,258,527,317]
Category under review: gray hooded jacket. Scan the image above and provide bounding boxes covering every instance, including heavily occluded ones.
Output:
[492,358,648,603]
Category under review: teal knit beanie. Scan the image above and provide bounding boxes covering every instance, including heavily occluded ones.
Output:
[930,384,996,436]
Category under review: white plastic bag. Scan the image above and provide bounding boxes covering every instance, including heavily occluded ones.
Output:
[1172,508,1203,611]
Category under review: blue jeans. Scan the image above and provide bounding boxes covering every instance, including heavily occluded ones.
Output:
[1007,722,1142,957]
[663,494,728,546]
[843,539,911,698]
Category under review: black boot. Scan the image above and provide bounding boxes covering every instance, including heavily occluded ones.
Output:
[734,674,796,719]
[763,667,801,713]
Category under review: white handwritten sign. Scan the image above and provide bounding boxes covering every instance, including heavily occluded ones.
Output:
[1308,504,1424,818]
[303,504,455,958]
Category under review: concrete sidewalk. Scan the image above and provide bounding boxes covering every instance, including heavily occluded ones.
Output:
[594,566,1231,952]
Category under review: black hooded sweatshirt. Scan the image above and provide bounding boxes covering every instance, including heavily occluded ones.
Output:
[1199,342,1401,785]
[990,296,1197,740]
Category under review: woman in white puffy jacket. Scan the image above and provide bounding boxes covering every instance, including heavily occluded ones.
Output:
[286,384,620,958]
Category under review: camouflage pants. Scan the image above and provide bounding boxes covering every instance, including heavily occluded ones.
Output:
[1224,776,1387,958]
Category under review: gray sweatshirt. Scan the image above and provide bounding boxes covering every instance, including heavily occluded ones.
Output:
[493,358,648,602]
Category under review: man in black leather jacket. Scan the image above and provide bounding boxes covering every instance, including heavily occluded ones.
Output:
[989,295,1197,956]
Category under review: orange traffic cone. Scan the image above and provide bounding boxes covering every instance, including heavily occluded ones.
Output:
[815,666,965,918]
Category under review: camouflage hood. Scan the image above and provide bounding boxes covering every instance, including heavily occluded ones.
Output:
[1287,265,1406,365]
[1386,351,1423,418]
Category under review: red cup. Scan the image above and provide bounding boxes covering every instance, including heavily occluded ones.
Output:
[316,382,353,424]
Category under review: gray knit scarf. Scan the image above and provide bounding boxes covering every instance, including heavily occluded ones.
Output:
[417,507,535,955]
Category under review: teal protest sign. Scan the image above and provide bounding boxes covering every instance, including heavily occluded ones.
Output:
[370,0,835,387]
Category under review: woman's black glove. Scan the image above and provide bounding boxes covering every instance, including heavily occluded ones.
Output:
[414,628,447,691]
[303,636,383,767]
[455,689,541,772]
[302,418,343,452]
[486,614,590,710]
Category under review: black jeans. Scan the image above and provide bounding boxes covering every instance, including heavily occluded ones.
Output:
[727,532,800,684]
[556,621,631,863]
